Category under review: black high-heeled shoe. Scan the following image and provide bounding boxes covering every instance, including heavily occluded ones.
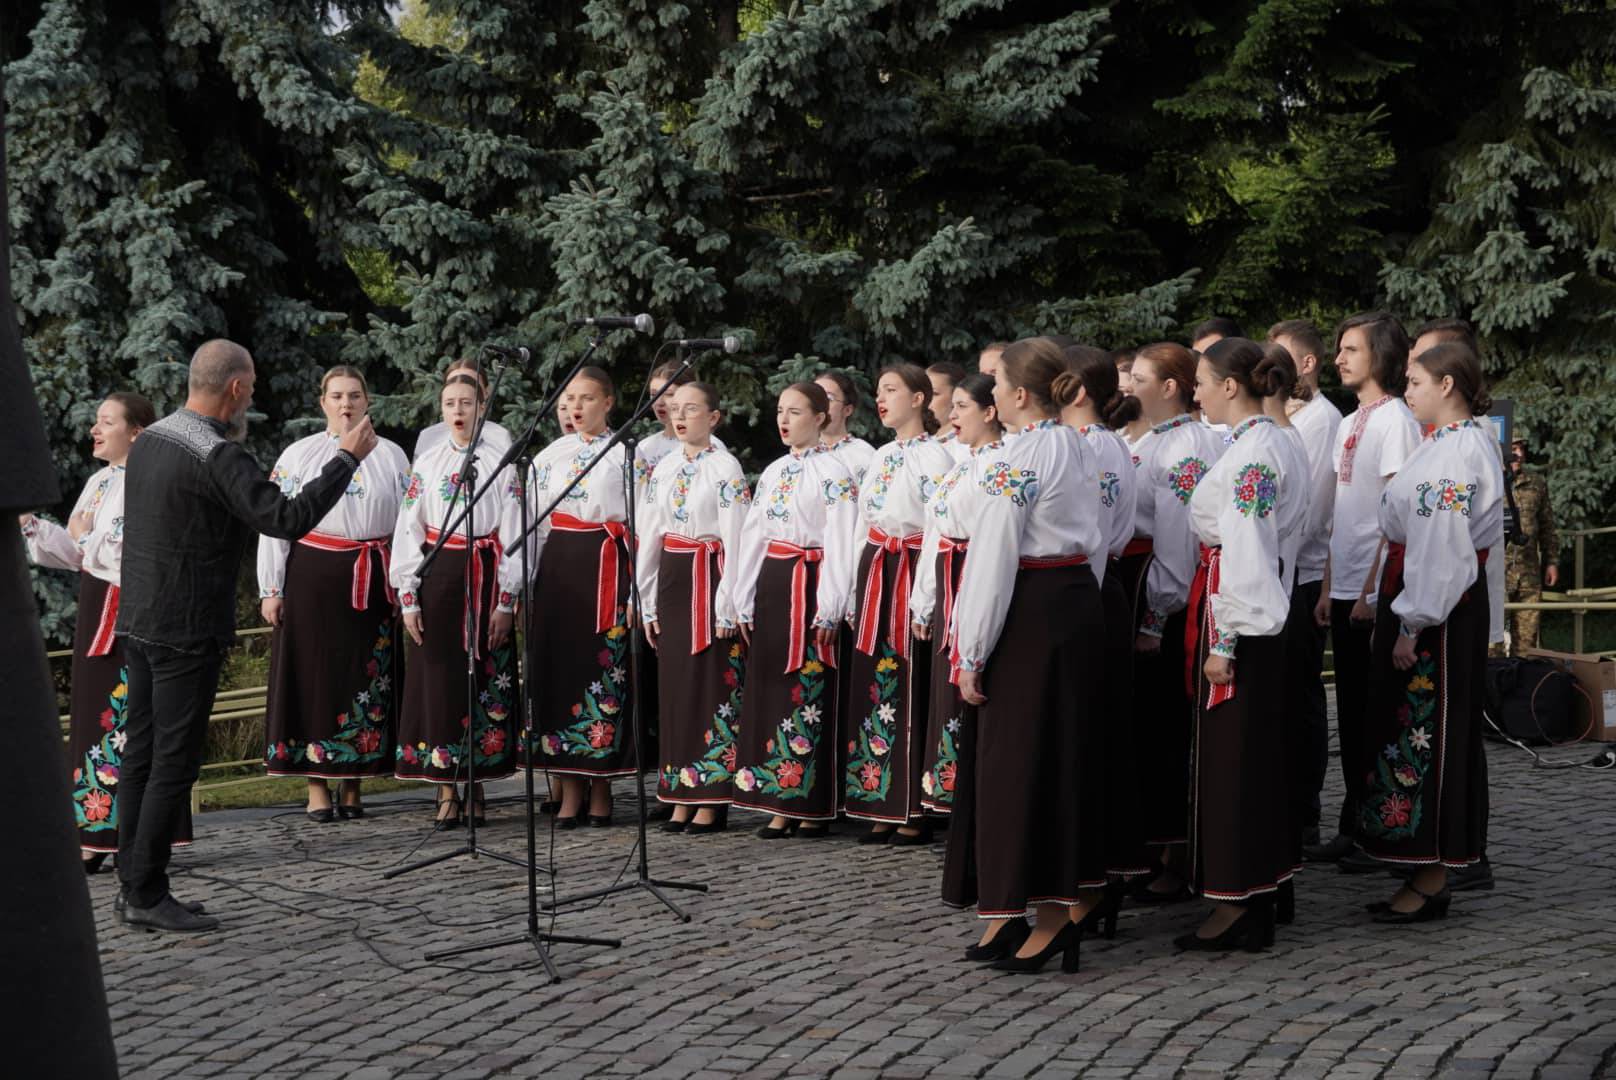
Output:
[1276,879,1295,926]
[793,823,831,839]
[1371,883,1451,924]
[661,817,690,834]
[1175,897,1274,953]
[888,824,933,847]
[83,852,109,876]
[963,918,1030,962]
[336,781,363,820]
[857,826,894,846]
[1078,883,1125,940]
[433,795,462,832]
[991,922,1083,974]
[756,822,793,839]
[555,813,581,830]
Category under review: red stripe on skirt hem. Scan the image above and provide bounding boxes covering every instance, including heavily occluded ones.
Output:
[655,794,734,807]
[392,768,518,784]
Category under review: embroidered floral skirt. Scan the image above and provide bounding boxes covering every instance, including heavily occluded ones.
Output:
[528,529,636,778]
[1100,562,1150,877]
[264,543,397,779]
[1357,573,1488,867]
[1188,618,1295,902]
[655,547,744,805]
[842,543,931,823]
[975,563,1108,918]
[70,575,192,854]
[920,549,967,814]
[732,556,838,820]
[395,543,517,783]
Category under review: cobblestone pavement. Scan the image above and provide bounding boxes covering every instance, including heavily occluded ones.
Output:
[97,727,1616,1079]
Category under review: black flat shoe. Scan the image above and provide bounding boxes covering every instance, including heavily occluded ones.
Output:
[1175,898,1274,953]
[83,852,109,875]
[794,823,832,839]
[888,826,933,847]
[1371,885,1451,924]
[756,823,793,839]
[337,805,364,821]
[661,818,690,834]
[556,814,581,830]
[991,923,1082,974]
[306,807,335,824]
[856,827,894,846]
[686,819,727,835]
[964,918,1031,962]
[587,814,613,828]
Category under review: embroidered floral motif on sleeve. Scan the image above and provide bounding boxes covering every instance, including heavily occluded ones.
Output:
[1099,471,1120,508]
[1232,463,1279,518]
[270,465,299,497]
[1209,627,1239,658]
[979,462,1039,506]
[821,476,855,506]
[1141,607,1168,636]
[1167,457,1209,505]
[401,472,423,508]
[438,471,463,503]
[1415,478,1476,518]
[717,476,751,508]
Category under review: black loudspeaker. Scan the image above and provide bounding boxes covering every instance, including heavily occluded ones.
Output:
[1483,657,1576,744]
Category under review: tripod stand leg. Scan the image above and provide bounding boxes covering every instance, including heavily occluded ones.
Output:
[383,843,474,880]
[639,881,693,923]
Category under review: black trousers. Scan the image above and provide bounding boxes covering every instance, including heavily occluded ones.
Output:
[117,638,224,907]
[1285,580,1328,839]
[1329,599,1374,839]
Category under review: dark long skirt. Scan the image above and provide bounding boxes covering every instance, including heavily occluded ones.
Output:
[1357,568,1488,867]
[529,528,636,777]
[975,563,1108,918]
[1188,591,1294,900]
[655,546,744,805]
[68,575,193,854]
[1100,563,1150,877]
[732,555,838,820]
[842,542,930,823]
[921,547,966,814]
[1139,605,1192,847]
[395,543,518,783]
[264,542,397,779]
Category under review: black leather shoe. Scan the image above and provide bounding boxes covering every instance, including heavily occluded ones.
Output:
[83,852,109,875]
[122,894,219,933]
[888,825,933,847]
[587,813,613,828]
[1371,885,1451,924]
[793,823,831,839]
[1337,848,1386,874]
[856,827,894,846]
[756,823,792,839]
[991,923,1082,974]
[660,818,690,834]
[1175,898,1273,953]
[964,918,1031,962]
[1302,833,1355,862]
[686,818,727,835]
[116,892,205,919]
[306,806,335,824]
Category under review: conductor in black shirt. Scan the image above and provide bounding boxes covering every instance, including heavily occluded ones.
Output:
[115,339,378,932]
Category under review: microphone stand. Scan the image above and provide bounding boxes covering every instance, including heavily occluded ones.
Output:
[506,351,709,923]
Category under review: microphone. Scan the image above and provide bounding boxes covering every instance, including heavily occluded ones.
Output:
[483,344,531,363]
[673,336,741,354]
[570,313,655,334]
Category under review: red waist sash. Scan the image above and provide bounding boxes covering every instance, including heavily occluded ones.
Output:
[855,528,925,659]
[89,583,120,657]
[298,531,395,611]
[663,533,725,655]
[552,512,629,633]
[1185,544,1236,711]
[423,527,500,658]
[766,540,831,674]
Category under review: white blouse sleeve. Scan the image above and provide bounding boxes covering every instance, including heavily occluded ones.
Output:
[1207,457,1290,653]
[1142,452,1210,636]
[950,460,1033,672]
[257,445,298,598]
[494,464,526,613]
[713,457,752,628]
[728,473,770,627]
[815,467,860,629]
[390,468,429,613]
[910,519,941,629]
[1391,468,1485,637]
[634,464,671,626]
[22,515,83,571]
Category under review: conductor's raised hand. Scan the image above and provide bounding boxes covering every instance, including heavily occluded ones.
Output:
[403,610,424,647]
[339,415,378,461]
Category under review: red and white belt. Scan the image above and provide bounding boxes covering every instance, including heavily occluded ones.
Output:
[663,533,725,655]
[765,539,831,674]
[88,582,120,657]
[423,526,500,658]
[298,531,396,612]
[855,527,924,659]
[947,551,1089,684]
[551,512,629,633]
[1185,544,1235,710]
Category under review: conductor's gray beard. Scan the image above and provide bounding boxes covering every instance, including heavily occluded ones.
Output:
[227,403,249,442]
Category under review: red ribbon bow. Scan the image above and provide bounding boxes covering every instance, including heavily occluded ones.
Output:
[552,512,630,633]
[855,528,925,659]
[298,531,396,612]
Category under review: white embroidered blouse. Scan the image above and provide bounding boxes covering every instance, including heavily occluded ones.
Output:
[22,464,127,586]
[257,432,412,598]
[1132,413,1226,635]
[635,445,752,627]
[728,446,861,630]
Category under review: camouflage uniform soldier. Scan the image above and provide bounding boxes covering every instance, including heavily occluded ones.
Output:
[1505,437,1559,653]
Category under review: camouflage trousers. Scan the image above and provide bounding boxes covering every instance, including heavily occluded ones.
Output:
[1505,557,1542,654]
